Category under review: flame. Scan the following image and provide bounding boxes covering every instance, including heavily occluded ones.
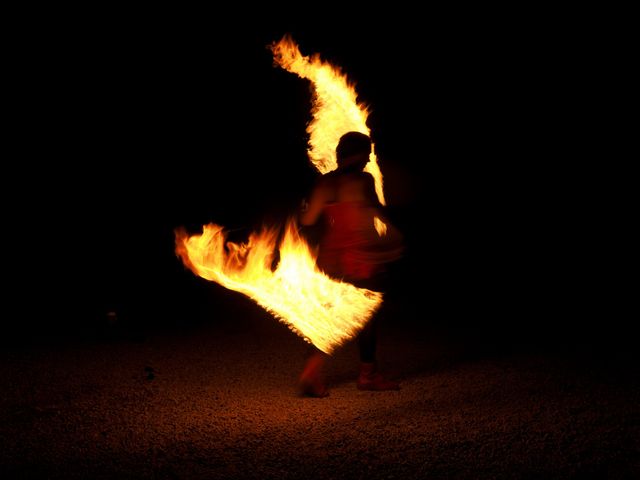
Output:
[373,216,388,237]
[270,35,386,205]
[175,36,390,354]
[175,220,382,354]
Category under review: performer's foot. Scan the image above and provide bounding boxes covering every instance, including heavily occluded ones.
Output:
[357,362,400,391]
[299,352,329,398]
[300,377,329,397]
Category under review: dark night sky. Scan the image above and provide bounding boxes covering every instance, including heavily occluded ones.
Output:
[12,17,623,346]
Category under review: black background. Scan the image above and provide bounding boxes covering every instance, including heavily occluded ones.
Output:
[9,14,623,348]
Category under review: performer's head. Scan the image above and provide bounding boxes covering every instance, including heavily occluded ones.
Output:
[336,131,371,172]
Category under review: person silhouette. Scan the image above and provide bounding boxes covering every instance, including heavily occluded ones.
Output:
[298,131,404,397]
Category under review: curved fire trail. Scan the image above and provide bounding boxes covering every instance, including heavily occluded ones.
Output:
[175,36,389,354]
[270,34,386,205]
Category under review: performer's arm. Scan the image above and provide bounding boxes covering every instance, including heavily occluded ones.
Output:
[362,172,384,209]
[300,180,330,226]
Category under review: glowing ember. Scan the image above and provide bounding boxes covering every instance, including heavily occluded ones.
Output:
[270,34,386,205]
[176,36,389,354]
[175,221,382,354]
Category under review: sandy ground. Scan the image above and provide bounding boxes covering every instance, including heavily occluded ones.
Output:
[1,301,638,480]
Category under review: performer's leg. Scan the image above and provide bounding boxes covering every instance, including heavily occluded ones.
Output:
[354,274,400,391]
[358,315,378,364]
[356,313,399,390]
[299,344,329,397]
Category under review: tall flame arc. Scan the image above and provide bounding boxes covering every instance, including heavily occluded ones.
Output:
[175,36,388,354]
[270,35,386,205]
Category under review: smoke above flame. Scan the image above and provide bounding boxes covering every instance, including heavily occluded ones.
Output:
[175,35,387,354]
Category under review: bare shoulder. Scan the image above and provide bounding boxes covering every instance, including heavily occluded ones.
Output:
[358,171,376,185]
[314,172,340,196]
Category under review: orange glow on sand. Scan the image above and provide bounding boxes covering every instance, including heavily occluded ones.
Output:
[175,36,390,354]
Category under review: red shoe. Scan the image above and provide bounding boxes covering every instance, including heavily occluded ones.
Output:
[299,352,329,398]
[357,362,400,391]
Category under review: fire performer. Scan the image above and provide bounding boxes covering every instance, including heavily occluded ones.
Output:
[298,131,404,397]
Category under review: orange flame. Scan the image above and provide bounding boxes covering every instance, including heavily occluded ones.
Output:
[175,36,389,354]
[175,221,382,354]
[270,35,386,205]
